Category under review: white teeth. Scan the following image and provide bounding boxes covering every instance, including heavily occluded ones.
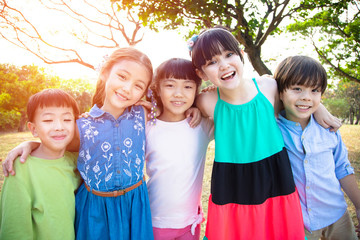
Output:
[222,72,234,78]
[297,105,310,109]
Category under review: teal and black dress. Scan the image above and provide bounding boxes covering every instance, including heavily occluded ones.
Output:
[204,79,305,240]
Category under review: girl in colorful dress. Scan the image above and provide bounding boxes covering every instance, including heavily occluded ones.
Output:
[189,27,340,240]
[145,58,214,240]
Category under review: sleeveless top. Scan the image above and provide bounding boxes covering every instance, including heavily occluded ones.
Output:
[211,78,296,205]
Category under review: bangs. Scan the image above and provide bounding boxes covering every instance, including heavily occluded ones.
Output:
[192,28,243,69]
[154,58,201,88]
[275,56,327,94]
[27,89,79,122]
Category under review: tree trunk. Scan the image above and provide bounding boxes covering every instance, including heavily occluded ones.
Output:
[17,111,27,132]
[349,109,354,125]
[245,47,272,76]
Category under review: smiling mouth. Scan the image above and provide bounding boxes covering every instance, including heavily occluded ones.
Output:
[115,91,128,100]
[296,105,311,110]
[221,71,235,80]
[53,135,66,140]
[171,101,185,106]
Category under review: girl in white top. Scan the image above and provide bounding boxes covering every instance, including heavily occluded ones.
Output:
[145,58,214,240]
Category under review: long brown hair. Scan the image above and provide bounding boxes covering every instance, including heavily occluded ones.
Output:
[92,47,153,108]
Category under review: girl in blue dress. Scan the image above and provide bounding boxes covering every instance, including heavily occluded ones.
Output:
[74,47,154,240]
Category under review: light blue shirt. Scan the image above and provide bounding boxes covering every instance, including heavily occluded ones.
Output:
[277,111,354,231]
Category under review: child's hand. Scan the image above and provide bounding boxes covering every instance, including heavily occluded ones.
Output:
[314,104,342,131]
[79,112,90,118]
[201,85,217,93]
[136,99,161,120]
[3,141,39,177]
[186,107,202,128]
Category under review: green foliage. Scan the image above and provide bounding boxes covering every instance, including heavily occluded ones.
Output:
[323,80,360,123]
[0,63,59,131]
[59,78,95,114]
[288,0,360,83]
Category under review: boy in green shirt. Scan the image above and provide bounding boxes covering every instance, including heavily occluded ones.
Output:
[0,89,82,240]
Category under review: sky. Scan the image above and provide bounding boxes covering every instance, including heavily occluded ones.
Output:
[0,0,317,83]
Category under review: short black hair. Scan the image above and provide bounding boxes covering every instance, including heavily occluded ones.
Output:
[274,55,327,94]
[27,88,80,122]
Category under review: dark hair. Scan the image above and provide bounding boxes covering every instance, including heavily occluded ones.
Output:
[191,27,244,69]
[92,47,153,107]
[27,88,80,122]
[149,58,202,112]
[274,55,327,94]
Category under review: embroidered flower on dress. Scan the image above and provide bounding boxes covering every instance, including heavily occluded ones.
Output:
[124,138,133,148]
[101,142,111,152]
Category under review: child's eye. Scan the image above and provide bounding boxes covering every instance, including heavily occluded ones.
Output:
[117,74,126,80]
[165,84,174,88]
[206,60,216,66]
[135,84,144,90]
[292,87,301,92]
[226,52,234,58]
[312,88,320,93]
[43,120,52,123]
[64,119,73,122]
[185,85,193,89]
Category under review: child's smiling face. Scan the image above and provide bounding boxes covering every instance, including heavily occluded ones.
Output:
[157,78,197,122]
[102,59,151,118]
[28,106,75,158]
[280,84,322,129]
[199,47,244,90]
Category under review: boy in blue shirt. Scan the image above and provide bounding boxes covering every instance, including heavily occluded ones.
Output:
[275,55,360,240]
[0,89,81,239]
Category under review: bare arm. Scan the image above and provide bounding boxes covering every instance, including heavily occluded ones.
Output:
[313,104,342,132]
[195,90,217,119]
[3,141,40,176]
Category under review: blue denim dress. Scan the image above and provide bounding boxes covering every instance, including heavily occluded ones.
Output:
[75,105,153,240]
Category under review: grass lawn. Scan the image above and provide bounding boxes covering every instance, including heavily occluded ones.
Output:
[0,125,359,238]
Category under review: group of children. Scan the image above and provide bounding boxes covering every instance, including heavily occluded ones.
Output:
[0,27,359,240]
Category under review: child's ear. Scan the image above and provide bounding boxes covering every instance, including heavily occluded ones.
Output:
[27,122,38,137]
[279,91,284,102]
[195,69,208,81]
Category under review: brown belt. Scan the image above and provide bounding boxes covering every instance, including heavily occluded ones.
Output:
[85,176,145,197]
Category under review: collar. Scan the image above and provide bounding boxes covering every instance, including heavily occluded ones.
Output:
[88,104,135,120]
[278,110,315,131]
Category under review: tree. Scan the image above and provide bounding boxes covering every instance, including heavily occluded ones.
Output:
[0,0,144,70]
[323,80,360,124]
[59,78,95,114]
[0,63,59,131]
[117,0,343,75]
[287,0,359,83]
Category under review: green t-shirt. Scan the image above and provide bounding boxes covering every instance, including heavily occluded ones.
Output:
[0,152,81,240]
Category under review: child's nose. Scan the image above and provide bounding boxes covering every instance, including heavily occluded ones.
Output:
[174,87,183,97]
[300,90,311,100]
[54,120,64,130]
[219,59,229,70]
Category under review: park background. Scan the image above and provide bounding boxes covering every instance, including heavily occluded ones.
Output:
[0,0,359,239]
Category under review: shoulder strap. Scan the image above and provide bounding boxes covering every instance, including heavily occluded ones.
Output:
[217,87,221,99]
[252,78,261,92]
